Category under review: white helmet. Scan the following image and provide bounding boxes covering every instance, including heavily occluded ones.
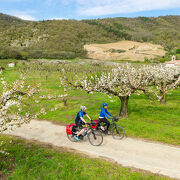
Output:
[80,106,86,111]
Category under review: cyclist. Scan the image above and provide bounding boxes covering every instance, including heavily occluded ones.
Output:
[99,103,112,133]
[74,106,91,141]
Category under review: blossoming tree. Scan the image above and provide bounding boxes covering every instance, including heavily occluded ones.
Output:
[60,63,180,117]
[61,64,154,117]
[149,65,180,104]
[0,70,44,132]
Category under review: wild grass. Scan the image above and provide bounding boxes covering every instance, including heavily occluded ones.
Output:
[0,135,170,180]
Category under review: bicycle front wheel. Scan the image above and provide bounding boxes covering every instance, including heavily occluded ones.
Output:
[111,125,125,140]
[88,130,103,146]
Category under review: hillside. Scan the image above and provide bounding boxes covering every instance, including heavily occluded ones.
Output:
[0,13,180,60]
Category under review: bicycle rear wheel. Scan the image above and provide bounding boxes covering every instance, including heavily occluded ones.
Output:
[88,130,103,146]
[111,125,125,140]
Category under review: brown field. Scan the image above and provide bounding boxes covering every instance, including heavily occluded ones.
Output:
[84,41,166,61]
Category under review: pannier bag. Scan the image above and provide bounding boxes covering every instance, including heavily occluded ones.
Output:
[92,119,100,129]
[66,123,76,134]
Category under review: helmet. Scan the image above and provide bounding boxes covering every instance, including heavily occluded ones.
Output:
[80,106,86,111]
[102,103,108,107]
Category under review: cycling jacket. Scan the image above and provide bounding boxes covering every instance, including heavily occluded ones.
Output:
[99,107,112,119]
[75,110,86,124]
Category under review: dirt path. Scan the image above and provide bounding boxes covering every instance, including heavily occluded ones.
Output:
[3,120,180,179]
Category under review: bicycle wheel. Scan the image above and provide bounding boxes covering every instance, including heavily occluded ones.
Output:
[111,125,125,140]
[67,134,78,142]
[88,130,103,146]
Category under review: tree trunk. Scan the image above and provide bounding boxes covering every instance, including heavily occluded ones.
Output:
[160,90,166,104]
[119,96,129,117]
[63,98,67,106]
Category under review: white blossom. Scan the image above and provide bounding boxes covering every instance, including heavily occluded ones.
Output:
[0,70,47,133]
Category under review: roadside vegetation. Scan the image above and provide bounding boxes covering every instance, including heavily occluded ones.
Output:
[0,135,170,180]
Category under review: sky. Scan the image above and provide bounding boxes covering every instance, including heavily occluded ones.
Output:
[0,0,180,21]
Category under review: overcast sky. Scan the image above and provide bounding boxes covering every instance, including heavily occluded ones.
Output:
[0,0,180,21]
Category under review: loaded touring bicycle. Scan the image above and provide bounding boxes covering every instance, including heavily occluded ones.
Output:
[66,117,125,146]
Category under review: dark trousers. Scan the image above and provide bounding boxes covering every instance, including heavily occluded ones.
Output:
[99,118,110,131]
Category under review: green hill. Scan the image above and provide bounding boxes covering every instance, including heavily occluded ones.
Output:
[0,13,180,59]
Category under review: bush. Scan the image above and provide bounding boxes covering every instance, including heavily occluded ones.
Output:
[160,58,169,63]
[176,49,180,54]
[144,57,150,63]
[0,48,21,59]
[0,65,5,70]
[42,51,76,59]
[107,49,126,53]
[176,54,180,60]
[20,51,28,60]
[26,50,43,59]
[144,57,167,63]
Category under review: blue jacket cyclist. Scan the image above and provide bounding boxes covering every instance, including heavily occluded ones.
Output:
[74,106,91,141]
[99,103,112,133]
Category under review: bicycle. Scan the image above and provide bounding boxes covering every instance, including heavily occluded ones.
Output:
[66,122,103,146]
[98,117,125,140]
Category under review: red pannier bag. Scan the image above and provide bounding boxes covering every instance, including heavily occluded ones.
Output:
[92,119,100,129]
[66,123,76,135]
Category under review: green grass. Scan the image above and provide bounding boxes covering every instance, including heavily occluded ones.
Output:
[111,60,151,64]
[0,60,180,145]
[0,135,169,180]
[39,88,180,145]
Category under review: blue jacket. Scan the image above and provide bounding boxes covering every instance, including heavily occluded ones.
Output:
[75,110,86,124]
[99,107,112,119]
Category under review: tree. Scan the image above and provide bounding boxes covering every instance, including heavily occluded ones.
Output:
[0,70,46,132]
[0,67,70,132]
[60,64,154,117]
[150,65,180,104]
[60,63,180,117]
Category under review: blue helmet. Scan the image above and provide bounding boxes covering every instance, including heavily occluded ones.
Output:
[102,103,108,107]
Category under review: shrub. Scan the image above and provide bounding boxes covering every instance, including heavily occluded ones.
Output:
[42,51,76,59]
[144,57,150,62]
[20,51,28,60]
[160,58,169,63]
[176,49,180,54]
[0,48,22,59]
[107,49,126,53]
[176,54,180,60]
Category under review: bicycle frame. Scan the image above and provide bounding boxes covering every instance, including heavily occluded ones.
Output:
[111,118,119,126]
[74,123,96,138]
[110,117,120,125]
[86,124,96,136]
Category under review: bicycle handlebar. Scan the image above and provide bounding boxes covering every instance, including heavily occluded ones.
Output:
[110,116,120,119]
[86,122,93,126]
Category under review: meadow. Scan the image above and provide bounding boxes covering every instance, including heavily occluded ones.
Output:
[1,59,180,145]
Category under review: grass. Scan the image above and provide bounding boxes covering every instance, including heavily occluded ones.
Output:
[0,135,170,180]
[112,59,151,64]
[0,60,180,145]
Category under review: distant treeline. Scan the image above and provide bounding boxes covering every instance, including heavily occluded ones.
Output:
[0,47,84,60]
[0,13,180,59]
